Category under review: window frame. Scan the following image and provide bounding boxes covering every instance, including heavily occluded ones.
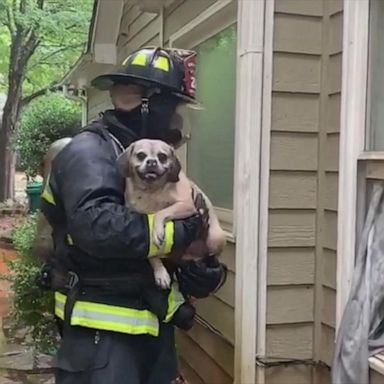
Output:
[335,0,384,373]
[336,0,384,348]
[337,0,370,331]
[168,0,237,239]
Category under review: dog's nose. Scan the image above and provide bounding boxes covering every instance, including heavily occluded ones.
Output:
[146,159,158,168]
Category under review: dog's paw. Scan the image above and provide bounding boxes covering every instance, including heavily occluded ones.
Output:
[154,266,171,289]
[153,221,165,249]
[206,229,227,255]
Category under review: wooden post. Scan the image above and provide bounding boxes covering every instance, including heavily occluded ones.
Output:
[234,0,267,383]
[336,0,369,331]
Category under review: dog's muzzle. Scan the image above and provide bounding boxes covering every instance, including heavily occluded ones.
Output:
[137,161,166,181]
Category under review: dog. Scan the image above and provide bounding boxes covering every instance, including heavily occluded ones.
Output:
[117,138,226,289]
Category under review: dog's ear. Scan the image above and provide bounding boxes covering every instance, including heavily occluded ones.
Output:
[167,154,181,182]
[117,143,135,177]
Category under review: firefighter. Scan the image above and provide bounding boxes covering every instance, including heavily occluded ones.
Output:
[40,47,227,384]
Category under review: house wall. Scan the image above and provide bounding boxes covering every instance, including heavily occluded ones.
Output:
[87,2,235,383]
[265,0,342,383]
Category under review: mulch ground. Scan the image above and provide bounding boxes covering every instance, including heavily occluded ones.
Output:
[0,217,24,243]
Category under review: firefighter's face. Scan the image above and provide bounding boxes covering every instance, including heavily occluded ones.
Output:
[110,84,144,111]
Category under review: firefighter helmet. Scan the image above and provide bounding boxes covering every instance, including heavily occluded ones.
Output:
[91,47,197,103]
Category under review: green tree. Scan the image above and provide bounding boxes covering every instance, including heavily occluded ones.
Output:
[15,94,81,178]
[0,0,93,201]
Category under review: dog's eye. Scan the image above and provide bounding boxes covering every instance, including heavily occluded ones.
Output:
[136,152,146,161]
[158,153,168,163]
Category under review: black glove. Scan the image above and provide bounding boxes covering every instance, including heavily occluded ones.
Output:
[176,255,228,299]
[173,214,203,251]
[172,191,210,252]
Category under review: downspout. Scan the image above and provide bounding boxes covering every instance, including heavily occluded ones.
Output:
[159,5,164,46]
[63,85,88,126]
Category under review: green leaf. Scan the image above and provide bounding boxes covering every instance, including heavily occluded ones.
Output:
[5,214,57,354]
[0,0,93,95]
[14,94,81,177]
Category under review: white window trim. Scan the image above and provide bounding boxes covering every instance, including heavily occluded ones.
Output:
[255,1,274,383]
[169,0,236,49]
[336,0,370,330]
[168,0,237,238]
[234,0,273,383]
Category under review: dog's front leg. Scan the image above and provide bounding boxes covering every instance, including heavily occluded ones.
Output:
[149,256,171,289]
[153,201,196,249]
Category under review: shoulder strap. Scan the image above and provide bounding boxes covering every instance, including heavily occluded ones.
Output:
[83,119,124,159]
[108,132,125,158]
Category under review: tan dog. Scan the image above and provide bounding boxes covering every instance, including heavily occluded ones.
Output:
[32,138,72,262]
[117,139,226,289]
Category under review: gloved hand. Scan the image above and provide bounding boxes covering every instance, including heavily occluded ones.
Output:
[173,215,203,252]
[172,192,210,252]
[176,255,228,299]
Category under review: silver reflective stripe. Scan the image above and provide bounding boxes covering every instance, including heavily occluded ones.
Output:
[55,299,158,329]
[55,292,159,335]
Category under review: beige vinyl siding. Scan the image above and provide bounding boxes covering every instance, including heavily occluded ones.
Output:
[271,94,320,133]
[163,0,217,43]
[266,2,323,381]
[176,330,233,384]
[315,2,343,375]
[87,87,112,122]
[266,0,342,382]
[299,1,341,382]
[266,365,313,384]
[179,245,235,383]
[268,248,315,285]
[116,0,162,60]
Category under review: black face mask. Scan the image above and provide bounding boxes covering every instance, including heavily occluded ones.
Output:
[112,93,183,146]
[113,106,142,133]
[144,94,183,145]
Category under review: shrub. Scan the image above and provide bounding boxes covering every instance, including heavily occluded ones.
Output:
[15,94,81,178]
[7,214,57,354]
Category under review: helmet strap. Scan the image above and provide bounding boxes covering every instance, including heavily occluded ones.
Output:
[140,96,149,136]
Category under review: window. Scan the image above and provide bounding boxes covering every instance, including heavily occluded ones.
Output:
[186,25,236,210]
[169,0,237,232]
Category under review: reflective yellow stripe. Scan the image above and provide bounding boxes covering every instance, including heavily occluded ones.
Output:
[165,283,185,323]
[131,52,147,66]
[147,214,175,257]
[55,292,159,336]
[153,56,169,72]
[41,174,56,205]
[41,189,55,205]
